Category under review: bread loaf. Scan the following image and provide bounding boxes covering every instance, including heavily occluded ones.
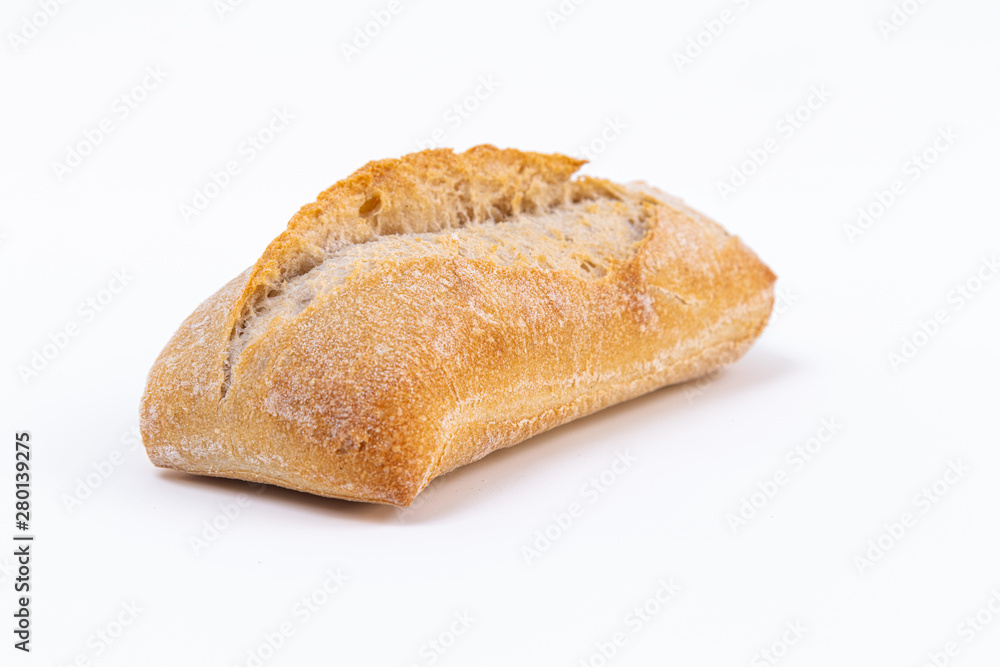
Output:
[140,145,776,506]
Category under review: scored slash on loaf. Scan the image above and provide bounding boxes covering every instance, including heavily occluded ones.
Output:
[140,145,776,506]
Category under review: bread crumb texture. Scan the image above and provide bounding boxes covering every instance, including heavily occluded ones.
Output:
[140,145,776,506]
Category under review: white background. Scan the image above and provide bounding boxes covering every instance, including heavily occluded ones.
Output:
[2,0,999,665]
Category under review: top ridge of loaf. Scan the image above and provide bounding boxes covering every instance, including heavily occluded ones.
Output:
[232,145,624,316]
[295,144,587,239]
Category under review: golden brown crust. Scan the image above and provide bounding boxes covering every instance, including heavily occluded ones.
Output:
[140,146,776,506]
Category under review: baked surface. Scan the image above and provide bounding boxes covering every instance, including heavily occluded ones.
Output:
[140,145,776,506]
